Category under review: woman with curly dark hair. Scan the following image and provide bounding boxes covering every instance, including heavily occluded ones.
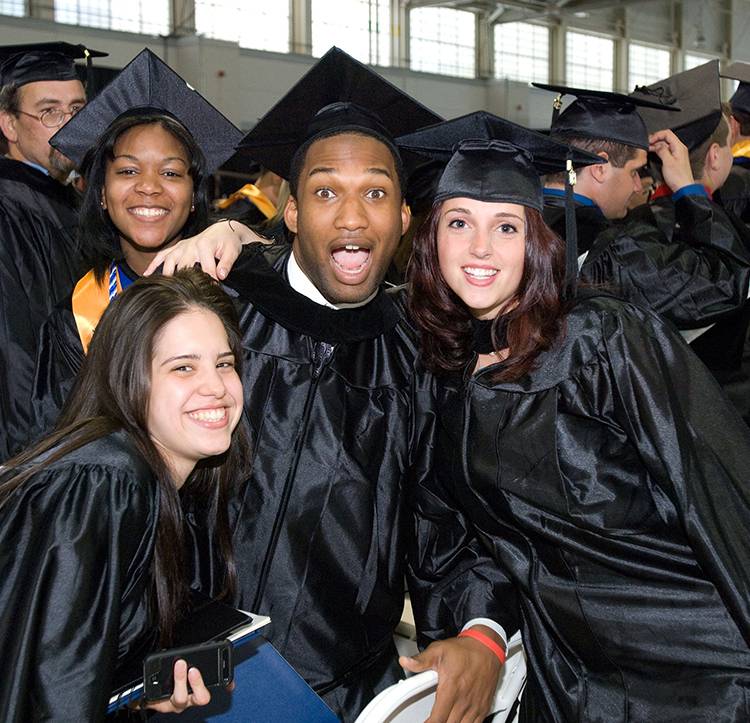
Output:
[400,112,750,722]
[22,48,242,450]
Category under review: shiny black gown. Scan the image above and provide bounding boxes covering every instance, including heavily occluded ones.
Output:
[577,193,750,330]
[0,431,159,721]
[717,163,750,224]
[618,195,750,424]
[197,243,419,721]
[30,261,140,446]
[408,293,750,722]
[0,159,84,461]
[543,196,610,259]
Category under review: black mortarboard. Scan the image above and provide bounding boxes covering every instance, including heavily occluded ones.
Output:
[237,46,442,180]
[404,159,445,215]
[397,111,604,293]
[722,62,750,115]
[533,83,679,150]
[50,48,241,173]
[0,42,107,88]
[396,111,602,210]
[631,60,723,151]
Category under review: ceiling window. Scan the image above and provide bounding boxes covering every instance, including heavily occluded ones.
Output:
[566,30,613,91]
[312,0,390,66]
[195,0,290,53]
[629,42,671,90]
[410,7,476,79]
[55,0,169,35]
[494,21,549,83]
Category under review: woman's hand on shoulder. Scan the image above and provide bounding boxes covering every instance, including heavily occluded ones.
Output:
[143,219,270,280]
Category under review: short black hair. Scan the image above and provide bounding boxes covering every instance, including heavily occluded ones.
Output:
[288,129,406,200]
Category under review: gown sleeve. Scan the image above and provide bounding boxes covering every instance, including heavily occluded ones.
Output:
[29,300,86,444]
[0,462,158,721]
[717,167,750,224]
[0,198,81,462]
[405,368,521,649]
[602,303,750,646]
[581,195,750,329]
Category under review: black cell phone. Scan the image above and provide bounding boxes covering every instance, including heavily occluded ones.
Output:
[143,639,233,701]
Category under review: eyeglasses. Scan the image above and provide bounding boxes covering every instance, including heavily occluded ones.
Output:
[16,106,83,129]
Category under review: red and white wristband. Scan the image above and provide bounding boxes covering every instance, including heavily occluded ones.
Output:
[458,618,508,666]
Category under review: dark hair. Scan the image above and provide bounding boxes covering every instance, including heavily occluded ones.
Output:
[408,202,568,382]
[732,107,750,137]
[544,135,640,185]
[78,112,211,284]
[690,103,731,179]
[288,129,406,199]
[0,268,250,644]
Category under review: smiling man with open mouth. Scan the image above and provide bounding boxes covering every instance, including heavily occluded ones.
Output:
[283,130,409,307]
[144,47,517,723]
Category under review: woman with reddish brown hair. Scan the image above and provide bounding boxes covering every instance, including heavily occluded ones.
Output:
[409,197,567,383]
[398,112,750,722]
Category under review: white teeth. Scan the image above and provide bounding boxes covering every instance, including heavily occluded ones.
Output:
[333,259,367,273]
[131,207,168,217]
[188,408,226,422]
[344,244,361,251]
[464,267,498,278]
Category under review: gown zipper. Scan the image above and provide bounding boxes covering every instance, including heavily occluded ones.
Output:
[252,340,336,609]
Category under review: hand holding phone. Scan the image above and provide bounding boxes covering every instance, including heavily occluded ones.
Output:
[132,659,212,714]
[143,639,233,702]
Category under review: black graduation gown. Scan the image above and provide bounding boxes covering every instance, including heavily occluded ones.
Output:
[30,262,140,446]
[0,431,159,721]
[0,158,84,461]
[409,293,750,722]
[29,298,84,441]
[578,193,750,330]
[627,195,750,423]
[716,162,750,225]
[542,195,610,258]
[203,243,419,721]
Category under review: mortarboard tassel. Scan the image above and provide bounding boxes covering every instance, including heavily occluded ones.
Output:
[563,155,579,298]
[552,93,563,125]
[81,45,91,89]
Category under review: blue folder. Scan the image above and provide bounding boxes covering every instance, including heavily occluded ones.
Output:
[150,633,338,722]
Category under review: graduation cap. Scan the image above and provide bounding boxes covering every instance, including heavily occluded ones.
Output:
[722,61,750,115]
[237,46,442,180]
[404,158,446,215]
[533,83,679,150]
[631,60,723,151]
[0,42,107,88]
[396,111,604,293]
[50,48,241,173]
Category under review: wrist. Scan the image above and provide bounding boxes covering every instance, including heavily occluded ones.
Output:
[458,626,506,666]
[224,219,255,245]
[667,176,696,193]
[461,617,507,648]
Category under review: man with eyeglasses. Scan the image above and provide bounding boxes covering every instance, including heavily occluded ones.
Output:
[0,42,106,460]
